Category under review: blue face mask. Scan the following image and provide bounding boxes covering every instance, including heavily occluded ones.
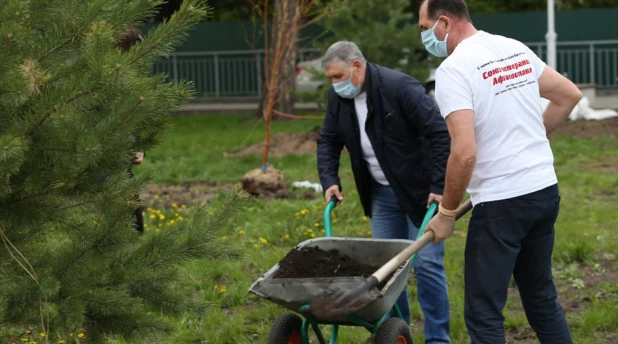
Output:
[421,20,449,58]
[333,67,361,99]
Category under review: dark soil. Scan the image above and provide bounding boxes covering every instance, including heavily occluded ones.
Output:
[550,116,618,139]
[274,246,379,279]
[274,246,396,289]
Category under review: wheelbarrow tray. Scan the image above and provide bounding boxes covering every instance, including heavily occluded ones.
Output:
[249,237,415,324]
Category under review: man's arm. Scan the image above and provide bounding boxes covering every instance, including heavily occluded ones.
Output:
[440,110,476,211]
[316,89,345,199]
[537,66,582,134]
[398,77,451,197]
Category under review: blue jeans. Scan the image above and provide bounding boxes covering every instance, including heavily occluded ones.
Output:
[465,184,572,344]
[370,180,451,344]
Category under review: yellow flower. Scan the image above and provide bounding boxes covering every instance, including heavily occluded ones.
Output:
[21,339,28,343]
[156,229,160,232]
[154,195,160,200]
[26,331,32,335]
[169,220,175,225]
[144,224,148,228]
[361,216,368,221]
[181,204,187,209]
[178,216,183,221]
[69,333,73,337]
[239,230,245,235]
[221,236,228,240]
[253,244,259,248]
[149,214,156,219]
[40,333,45,337]
[58,341,65,344]
[321,229,325,233]
[220,286,227,293]
[159,215,165,220]
[172,203,178,208]
[294,212,300,216]
[259,237,268,244]
[78,333,85,338]
[461,233,467,238]
[284,234,290,239]
[310,234,316,238]
[175,213,179,217]
[28,342,36,344]
[314,223,320,227]
[300,209,309,215]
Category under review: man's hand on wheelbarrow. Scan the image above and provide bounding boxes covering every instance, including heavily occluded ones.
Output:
[325,185,343,205]
[426,203,460,244]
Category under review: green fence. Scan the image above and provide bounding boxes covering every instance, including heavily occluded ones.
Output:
[149,8,618,96]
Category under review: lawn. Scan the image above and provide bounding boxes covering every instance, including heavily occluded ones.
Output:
[133,114,618,344]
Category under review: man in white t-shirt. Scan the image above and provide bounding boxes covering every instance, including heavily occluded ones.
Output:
[417,1,582,343]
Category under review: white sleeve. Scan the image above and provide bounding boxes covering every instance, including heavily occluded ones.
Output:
[434,65,473,119]
[525,46,547,80]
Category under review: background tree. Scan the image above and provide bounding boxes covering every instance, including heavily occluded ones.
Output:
[296,0,436,107]
[0,0,246,342]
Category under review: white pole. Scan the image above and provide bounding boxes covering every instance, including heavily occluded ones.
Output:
[546,0,557,70]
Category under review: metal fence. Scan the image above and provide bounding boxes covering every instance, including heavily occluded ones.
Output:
[525,40,618,88]
[152,48,320,97]
[152,40,618,97]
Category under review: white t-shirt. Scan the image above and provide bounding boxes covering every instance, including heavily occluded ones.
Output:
[354,91,389,185]
[435,31,557,205]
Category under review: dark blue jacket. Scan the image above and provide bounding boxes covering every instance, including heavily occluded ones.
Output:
[316,63,451,227]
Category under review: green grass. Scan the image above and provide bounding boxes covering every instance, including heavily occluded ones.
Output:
[133,114,618,344]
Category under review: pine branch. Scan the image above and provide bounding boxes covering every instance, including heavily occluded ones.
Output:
[99,98,145,142]
[38,6,105,62]
[26,86,97,136]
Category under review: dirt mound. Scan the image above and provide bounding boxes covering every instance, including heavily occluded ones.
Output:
[273,246,394,289]
[274,246,379,279]
[551,117,618,139]
[224,126,321,158]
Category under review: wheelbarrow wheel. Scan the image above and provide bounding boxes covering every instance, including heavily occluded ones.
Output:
[267,313,303,344]
[373,318,413,344]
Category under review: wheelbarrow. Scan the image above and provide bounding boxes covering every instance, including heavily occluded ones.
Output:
[248,199,441,344]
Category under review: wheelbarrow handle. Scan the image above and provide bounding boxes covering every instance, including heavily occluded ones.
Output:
[323,196,339,238]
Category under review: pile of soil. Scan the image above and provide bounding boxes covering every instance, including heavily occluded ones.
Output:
[224,126,322,158]
[551,116,618,139]
[274,246,396,289]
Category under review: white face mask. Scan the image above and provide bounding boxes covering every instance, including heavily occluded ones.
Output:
[421,19,449,57]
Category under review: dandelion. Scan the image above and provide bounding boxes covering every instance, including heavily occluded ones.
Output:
[169,219,175,225]
[181,204,187,209]
[178,216,183,221]
[159,214,165,220]
[172,203,178,208]
[154,195,160,200]
[461,233,467,238]
[239,230,245,235]
[259,237,268,244]
[310,234,316,238]
[321,229,325,233]
[175,213,179,217]
[144,224,148,229]
[20,339,27,343]
[78,333,85,338]
[221,236,228,240]
[28,342,36,344]
[156,229,160,232]
[253,244,259,248]
[58,341,65,344]
[295,212,300,216]
[40,333,45,337]
[362,216,368,221]
[149,214,156,219]
[300,209,309,215]
[69,333,73,337]
[314,223,320,227]
[284,234,290,239]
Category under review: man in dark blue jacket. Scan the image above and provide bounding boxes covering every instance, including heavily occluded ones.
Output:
[316,41,452,343]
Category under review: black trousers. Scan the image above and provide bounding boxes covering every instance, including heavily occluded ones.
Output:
[128,167,144,234]
[464,184,572,344]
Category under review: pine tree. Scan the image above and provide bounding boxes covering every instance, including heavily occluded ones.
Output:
[0,0,247,342]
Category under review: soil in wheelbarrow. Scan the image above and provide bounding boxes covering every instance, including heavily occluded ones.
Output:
[273,246,396,289]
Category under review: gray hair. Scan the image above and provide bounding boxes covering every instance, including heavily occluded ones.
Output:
[321,41,367,69]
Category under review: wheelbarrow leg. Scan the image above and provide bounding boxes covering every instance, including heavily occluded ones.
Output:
[301,319,339,344]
